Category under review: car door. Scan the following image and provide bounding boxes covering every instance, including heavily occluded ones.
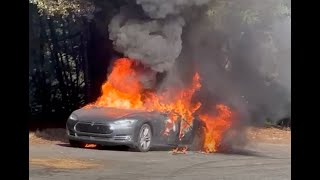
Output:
[168,119,181,146]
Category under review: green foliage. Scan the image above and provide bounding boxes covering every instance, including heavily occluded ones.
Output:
[29,0,96,18]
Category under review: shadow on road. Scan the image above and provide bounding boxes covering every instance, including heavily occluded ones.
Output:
[56,143,132,151]
[56,143,266,158]
[56,143,173,152]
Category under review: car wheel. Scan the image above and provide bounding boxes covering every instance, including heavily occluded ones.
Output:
[69,140,82,148]
[135,123,152,152]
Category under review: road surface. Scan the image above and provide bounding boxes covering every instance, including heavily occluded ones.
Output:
[29,142,291,180]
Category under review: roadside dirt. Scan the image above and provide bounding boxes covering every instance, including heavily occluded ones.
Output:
[246,126,291,144]
[29,128,67,144]
[30,158,100,169]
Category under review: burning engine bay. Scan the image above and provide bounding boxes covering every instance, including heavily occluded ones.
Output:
[73,58,234,153]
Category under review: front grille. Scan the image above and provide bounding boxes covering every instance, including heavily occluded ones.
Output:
[75,122,113,134]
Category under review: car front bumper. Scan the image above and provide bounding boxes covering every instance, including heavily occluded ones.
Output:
[66,120,137,146]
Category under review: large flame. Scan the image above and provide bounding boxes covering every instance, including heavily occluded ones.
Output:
[199,104,233,153]
[144,72,202,138]
[88,58,144,109]
[88,57,233,153]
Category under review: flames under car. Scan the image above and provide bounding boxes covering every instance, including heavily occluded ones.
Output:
[66,106,203,152]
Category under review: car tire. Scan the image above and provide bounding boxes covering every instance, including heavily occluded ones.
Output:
[69,140,82,148]
[134,123,152,152]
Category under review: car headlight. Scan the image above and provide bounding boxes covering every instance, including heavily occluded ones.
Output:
[68,114,78,121]
[113,119,137,126]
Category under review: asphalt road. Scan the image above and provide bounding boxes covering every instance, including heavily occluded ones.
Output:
[29,142,291,180]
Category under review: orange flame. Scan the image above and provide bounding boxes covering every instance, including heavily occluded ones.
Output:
[172,146,188,154]
[84,144,97,148]
[88,57,233,153]
[86,58,144,109]
[144,72,202,138]
[199,104,233,153]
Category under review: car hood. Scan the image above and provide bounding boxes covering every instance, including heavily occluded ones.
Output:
[72,107,166,123]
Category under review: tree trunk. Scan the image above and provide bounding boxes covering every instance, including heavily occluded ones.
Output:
[47,17,69,111]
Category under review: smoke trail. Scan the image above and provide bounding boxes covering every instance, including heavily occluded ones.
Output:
[108,1,210,72]
[109,8,184,72]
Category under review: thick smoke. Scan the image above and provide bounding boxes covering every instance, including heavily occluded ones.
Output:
[136,0,210,19]
[179,0,291,125]
[109,8,184,72]
[108,1,209,72]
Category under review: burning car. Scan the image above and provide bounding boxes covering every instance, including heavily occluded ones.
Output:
[66,106,203,152]
[66,58,233,153]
